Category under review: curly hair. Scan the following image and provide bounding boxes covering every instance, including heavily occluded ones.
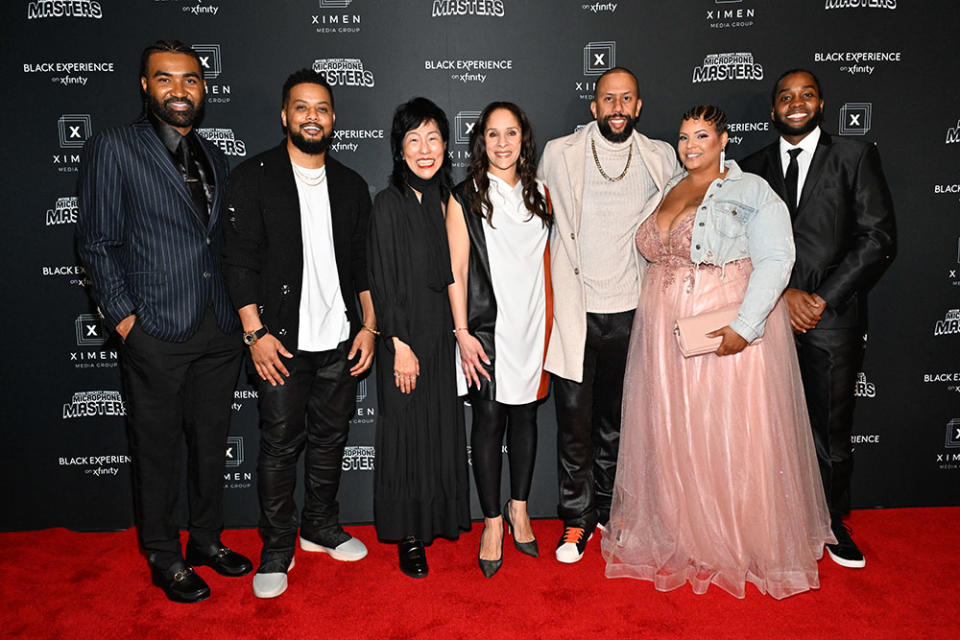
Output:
[681,104,728,135]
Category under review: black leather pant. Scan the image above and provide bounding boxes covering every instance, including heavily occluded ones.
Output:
[553,309,634,529]
[470,398,539,518]
[795,327,865,525]
[120,307,242,570]
[256,341,357,563]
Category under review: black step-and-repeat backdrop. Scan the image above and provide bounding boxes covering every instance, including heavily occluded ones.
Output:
[3,1,958,532]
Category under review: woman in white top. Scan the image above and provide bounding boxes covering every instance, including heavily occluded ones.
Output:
[447,102,552,578]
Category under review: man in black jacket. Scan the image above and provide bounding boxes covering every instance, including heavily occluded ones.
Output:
[222,69,375,598]
[77,40,252,604]
[741,69,896,569]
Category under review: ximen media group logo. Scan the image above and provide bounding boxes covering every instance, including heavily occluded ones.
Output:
[838,103,872,136]
[583,41,615,76]
[191,43,231,103]
[446,110,479,169]
[705,0,755,30]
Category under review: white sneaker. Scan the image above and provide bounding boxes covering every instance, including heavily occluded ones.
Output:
[555,527,593,564]
[299,535,368,561]
[252,557,295,599]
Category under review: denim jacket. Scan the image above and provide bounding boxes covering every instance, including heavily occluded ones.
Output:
[663,160,795,342]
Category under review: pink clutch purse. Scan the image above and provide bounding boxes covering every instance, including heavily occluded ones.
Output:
[673,304,751,357]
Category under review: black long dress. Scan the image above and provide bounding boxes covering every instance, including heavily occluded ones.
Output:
[367,184,471,543]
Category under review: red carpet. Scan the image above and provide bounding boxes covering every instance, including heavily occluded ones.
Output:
[1,508,958,639]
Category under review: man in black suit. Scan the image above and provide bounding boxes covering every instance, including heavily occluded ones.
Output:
[741,69,896,568]
[77,40,252,603]
[222,69,375,599]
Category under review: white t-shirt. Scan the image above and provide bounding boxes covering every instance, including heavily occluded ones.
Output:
[291,162,350,352]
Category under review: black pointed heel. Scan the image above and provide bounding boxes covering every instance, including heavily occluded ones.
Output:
[478,523,503,578]
[503,500,539,558]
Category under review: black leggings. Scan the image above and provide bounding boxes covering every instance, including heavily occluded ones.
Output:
[470,398,538,518]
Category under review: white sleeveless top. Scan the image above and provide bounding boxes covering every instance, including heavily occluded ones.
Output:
[483,174,549,404]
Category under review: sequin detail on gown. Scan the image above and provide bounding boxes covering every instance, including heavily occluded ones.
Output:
[600,212,833,599]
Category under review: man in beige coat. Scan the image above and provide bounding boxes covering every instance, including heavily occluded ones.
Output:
[538,67,680,563]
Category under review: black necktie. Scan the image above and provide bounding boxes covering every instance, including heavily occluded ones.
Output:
[177,136,211,225]
[784,147,802,217]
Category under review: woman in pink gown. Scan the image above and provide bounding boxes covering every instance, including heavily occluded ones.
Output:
[601,106,833,599]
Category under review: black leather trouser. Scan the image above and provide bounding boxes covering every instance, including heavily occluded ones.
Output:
[553,309,634,529]
[795,327,865,525]
[470,398,539,518]
[256,341,357,563]
[120,307,243,571]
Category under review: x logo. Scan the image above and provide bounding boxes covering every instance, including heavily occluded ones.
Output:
[69,126,81,138]
[464,122,475,135]
[85,324,98,337]
[848,114,861,126]
[594,53,606,65]
[225,446,235,459]
[199,56,211,69]
[950,270,957,278]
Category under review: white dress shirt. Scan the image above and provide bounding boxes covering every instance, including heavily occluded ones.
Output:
[778,126,822,208]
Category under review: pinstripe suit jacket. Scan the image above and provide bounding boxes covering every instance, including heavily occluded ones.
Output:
[76,120,240,342]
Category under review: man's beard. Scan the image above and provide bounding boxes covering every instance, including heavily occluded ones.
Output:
[773,105,823,137]
[597,113,637,143]
[289,127,331,155]
[148,93,203,128]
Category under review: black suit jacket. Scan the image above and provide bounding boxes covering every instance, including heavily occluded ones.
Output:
[221,143,371,352]
[76,120,239,342]
[740,131,896,329]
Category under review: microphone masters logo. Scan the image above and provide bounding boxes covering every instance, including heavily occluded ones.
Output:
[692,52,763,83]
[824,0,896,9]
[197,128,247,157]
[431,0,505,17]
[313,58,375,88]
[27,0,102,19]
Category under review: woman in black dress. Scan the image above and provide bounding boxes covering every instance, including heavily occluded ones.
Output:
[367,97,471,578]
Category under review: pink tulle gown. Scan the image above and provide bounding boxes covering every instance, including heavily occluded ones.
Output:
[601,212,834,599]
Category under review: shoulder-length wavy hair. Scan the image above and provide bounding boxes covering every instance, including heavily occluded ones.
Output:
[388,97,453,199]
[465,101,549,228]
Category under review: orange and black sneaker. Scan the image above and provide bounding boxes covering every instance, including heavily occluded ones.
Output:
[555,525,593,563]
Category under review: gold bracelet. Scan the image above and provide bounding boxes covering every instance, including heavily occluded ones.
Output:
[361,325,380,336]
[453,327,469,334]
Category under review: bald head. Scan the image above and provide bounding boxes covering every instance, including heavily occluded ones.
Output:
[595,67,639,98]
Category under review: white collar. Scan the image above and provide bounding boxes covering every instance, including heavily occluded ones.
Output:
[779,126,821,157]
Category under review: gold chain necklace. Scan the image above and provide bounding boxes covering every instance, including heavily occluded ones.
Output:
[591,138,632,182]
[291,162,327,187]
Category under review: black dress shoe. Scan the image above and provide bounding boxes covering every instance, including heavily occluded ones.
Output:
[185,541,254,577]
[151,562,210,603]
[398,537,428,578]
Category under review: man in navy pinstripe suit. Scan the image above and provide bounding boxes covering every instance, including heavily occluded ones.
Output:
[77,41,252,603]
